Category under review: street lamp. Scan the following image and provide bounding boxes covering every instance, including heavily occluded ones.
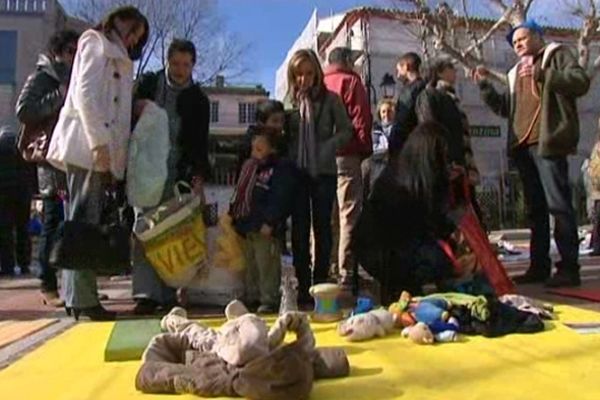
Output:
[380,72,396,99]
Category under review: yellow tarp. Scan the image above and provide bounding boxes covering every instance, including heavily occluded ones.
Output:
[1,306,600,399]
[0,319,58,349]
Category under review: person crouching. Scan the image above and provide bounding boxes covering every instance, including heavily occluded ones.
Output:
[230,128,297,314]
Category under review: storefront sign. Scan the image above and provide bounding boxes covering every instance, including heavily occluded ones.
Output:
[470,125,501,138]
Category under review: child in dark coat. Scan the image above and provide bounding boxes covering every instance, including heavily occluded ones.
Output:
[230,129,296,313]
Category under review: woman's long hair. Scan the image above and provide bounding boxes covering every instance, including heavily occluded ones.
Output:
[286,49,326,103]
[95,6,149,61]
[393,122,450,216]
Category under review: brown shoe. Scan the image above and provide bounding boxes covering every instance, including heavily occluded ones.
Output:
[40,291,65,308]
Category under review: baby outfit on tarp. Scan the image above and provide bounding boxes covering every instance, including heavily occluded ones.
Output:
[136,303,349,400]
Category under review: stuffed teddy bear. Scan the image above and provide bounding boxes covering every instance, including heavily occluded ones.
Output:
[338,308,395,342]
[401,322,434,345]
[401,319,460,344]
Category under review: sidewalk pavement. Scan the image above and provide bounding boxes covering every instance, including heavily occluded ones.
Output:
[2,255,600,369]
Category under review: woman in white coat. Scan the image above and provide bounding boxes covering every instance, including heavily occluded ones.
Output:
[46,7,148,321]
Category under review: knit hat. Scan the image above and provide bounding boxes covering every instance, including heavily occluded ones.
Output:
[506,19,544,47]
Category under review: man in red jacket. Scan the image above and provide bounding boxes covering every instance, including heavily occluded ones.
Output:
[324,47,373,288]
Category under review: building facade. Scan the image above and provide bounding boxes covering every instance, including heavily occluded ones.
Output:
[275,7,600,227]
[203,75,269,184]
[0,0,86,126]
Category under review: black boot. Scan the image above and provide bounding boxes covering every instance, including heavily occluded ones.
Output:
[513,266,550,284]
[545,269,581,288]
[66,305,116,321]
[545,261,581,288]
[133,299,159,315]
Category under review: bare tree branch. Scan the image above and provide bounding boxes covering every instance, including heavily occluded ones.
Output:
[579,0,598,70]
[391,0,539,85]
[566,0,600,74]
[461,0,483,59]
[489,0,509,13]
[488,0,529,26]
[67,0,250,81]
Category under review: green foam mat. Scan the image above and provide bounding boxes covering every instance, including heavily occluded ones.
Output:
[104,319,162,362]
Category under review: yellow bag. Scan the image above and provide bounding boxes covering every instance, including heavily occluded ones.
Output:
[213,214,246,271]
[135,183,207,287]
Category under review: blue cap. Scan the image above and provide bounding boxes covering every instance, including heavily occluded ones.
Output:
[506,19,544,47]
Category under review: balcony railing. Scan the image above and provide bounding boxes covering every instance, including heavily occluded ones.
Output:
[0,0,47,14]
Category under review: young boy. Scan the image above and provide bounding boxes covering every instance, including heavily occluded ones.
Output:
[235,100,290,255]
[230,128,296,313]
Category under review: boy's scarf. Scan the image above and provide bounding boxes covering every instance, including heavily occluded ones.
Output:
[297,91,318,178]
[230,158,260,219]
[436,80,459,103]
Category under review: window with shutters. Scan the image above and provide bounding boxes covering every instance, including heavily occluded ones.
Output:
[210,101,219,123]
[0,31,17,85]
[238,102,257,124]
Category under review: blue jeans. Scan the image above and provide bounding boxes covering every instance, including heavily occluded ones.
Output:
[291,172,337,297]
[513,146,579,273]
[38,196,64,292]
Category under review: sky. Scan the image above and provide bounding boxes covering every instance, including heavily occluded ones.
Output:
[62,0,576,96]
[216,0,388,96]
[216,0,574,96]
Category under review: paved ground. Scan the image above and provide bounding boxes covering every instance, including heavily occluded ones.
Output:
[1,254,600,369]
[3,255,600,321]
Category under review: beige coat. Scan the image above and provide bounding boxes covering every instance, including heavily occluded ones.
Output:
[47,29,133,179]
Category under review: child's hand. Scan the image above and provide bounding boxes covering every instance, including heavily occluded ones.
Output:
[260,224,273,237]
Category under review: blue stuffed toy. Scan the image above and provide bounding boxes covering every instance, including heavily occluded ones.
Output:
[413,298,450,325]
[352,297,375,316]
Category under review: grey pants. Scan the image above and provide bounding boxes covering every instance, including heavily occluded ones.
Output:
[131,208,176,305]
[61,165,104,308]
[244,233,281,308]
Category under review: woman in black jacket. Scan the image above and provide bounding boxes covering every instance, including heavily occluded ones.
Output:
[415,59,467,167]
[417,59,483,223]
[15,30,79,306]
[353,122,456,302]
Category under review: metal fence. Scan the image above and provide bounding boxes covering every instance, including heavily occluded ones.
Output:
[475,170,590,231]
[207,142,591,230]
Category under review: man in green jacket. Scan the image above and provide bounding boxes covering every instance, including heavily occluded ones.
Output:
[474,20,590,287]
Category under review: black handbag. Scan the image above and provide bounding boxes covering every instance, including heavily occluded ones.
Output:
[50,191,131,273]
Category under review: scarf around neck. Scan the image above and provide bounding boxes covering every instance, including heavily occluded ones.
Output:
[296,90,319,178]
[230,158,260,219]
[436,80,459,102]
